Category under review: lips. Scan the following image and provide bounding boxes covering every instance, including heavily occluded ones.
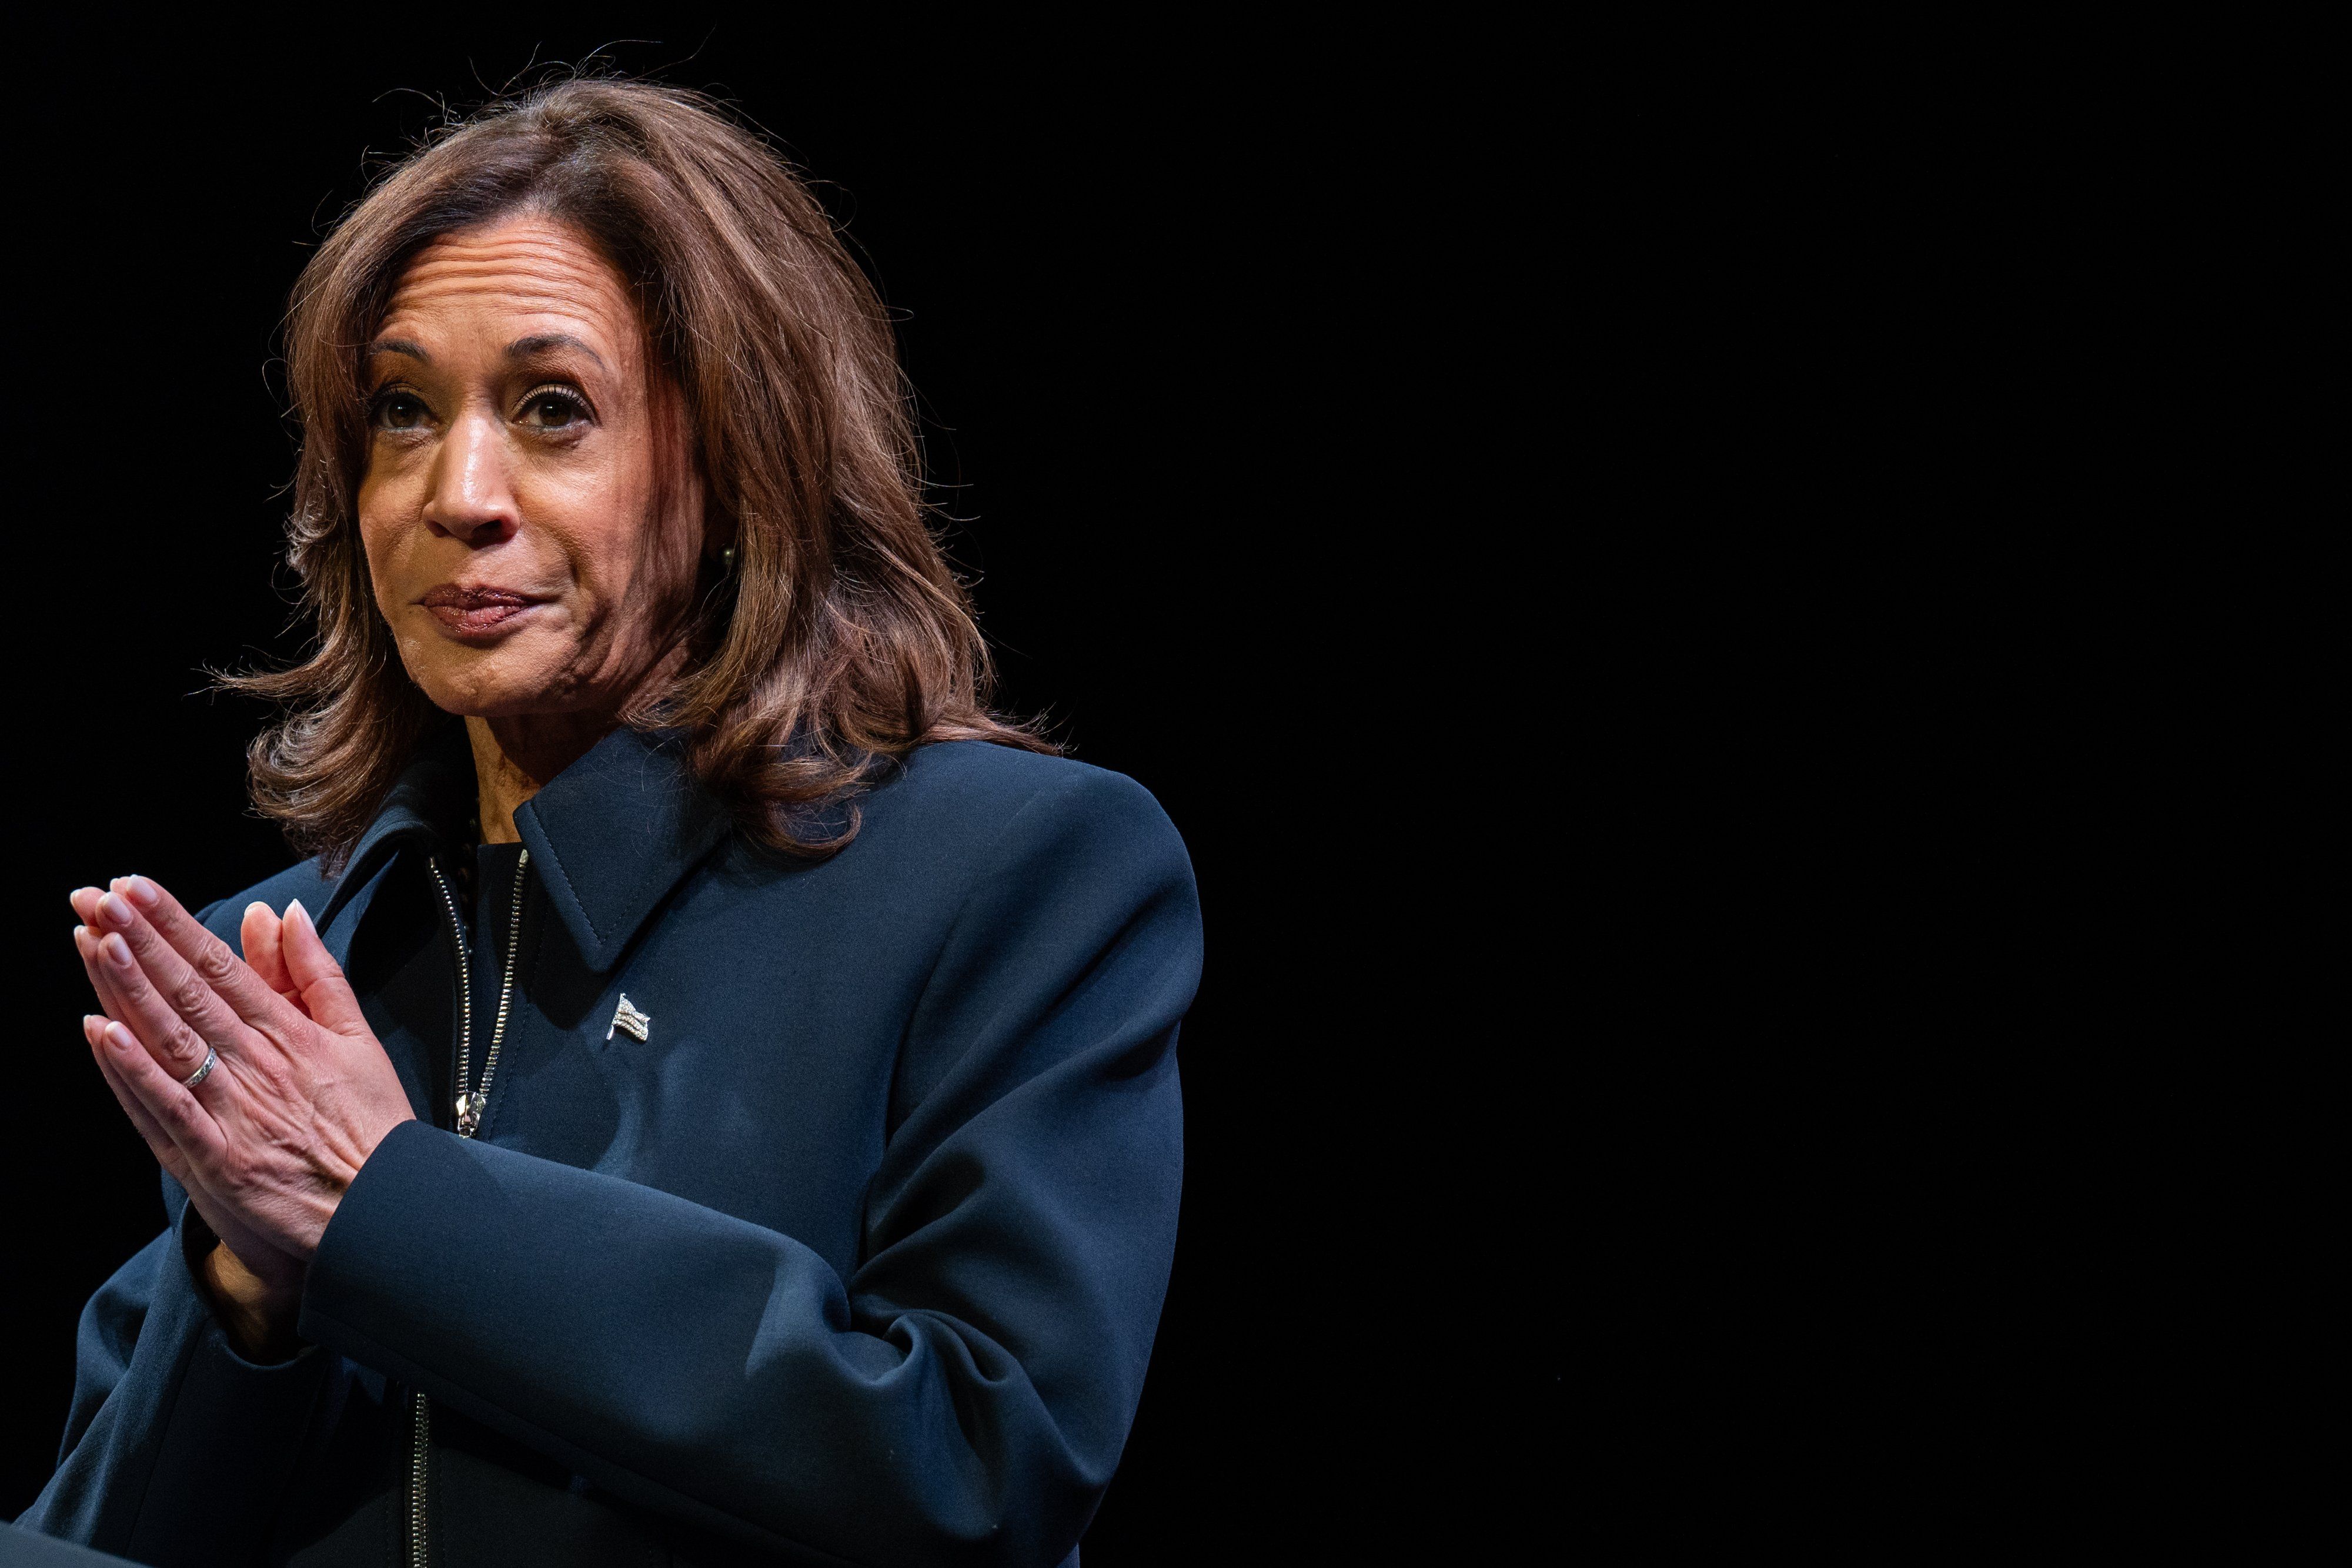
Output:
[417,585,545,637]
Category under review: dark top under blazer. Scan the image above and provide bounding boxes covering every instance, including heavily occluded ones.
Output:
[22,727,1201,1568]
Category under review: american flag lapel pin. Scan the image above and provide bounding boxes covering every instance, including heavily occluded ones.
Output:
[607,993,652,1042]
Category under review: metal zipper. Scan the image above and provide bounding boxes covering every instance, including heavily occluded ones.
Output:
[410,848,530,1567]
[407,1389,430,1564]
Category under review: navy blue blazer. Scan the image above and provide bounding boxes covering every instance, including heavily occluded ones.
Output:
[22,727,1200,1567]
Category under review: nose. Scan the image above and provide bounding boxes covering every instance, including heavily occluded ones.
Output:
[421,409,519,544]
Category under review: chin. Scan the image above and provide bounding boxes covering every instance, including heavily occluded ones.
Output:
[403,645,570,720]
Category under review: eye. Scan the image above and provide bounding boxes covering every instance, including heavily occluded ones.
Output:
[518,385,592,430]
[369,389,432,432]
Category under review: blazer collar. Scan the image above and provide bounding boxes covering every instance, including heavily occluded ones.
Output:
[316,723,733,972]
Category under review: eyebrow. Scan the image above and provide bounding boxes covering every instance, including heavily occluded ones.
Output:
[358,334,608,371]
[506,333,607,371]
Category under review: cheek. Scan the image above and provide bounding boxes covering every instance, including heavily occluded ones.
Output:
[536,476,669,604]
[355,511,405,614]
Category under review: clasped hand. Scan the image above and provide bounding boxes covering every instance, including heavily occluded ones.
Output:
[71,877,415,1339]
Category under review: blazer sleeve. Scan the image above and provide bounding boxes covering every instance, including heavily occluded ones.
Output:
[296,766,1201,1568]
[18,1182,331,1564]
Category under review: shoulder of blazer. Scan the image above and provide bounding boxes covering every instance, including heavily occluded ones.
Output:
[841,740,1191,898]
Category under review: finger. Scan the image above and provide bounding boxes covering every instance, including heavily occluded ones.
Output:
[94,890,279,1054]
[73,895,137,1019]
[89,1022,293,1276]
[92,927,221,1083]
[97,1017,228,1169]
[86,1014,185,1172]
[81,895,228,1057]
[240,902,296,999]
[281,900,368,1034]
[77,924,134,1027]
[119,877,305,1033]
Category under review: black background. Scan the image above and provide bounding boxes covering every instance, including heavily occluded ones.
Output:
[5,16,1539,1562]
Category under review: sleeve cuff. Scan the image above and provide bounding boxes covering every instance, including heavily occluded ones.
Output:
[103,1203,333,1559]
[174,1205,316,1370]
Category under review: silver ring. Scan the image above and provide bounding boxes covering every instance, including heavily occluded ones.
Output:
[182,1047,219,1089]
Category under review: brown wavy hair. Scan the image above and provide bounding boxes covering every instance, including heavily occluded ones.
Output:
[231,78,1050,869]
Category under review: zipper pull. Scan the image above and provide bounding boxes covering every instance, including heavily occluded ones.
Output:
[456,1091,486,1138]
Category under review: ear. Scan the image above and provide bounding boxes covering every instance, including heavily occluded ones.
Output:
[702,503,740,569]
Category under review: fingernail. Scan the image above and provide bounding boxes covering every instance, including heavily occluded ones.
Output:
[103,932,135,970]
[287,899,311,932]
[73,924,88,942]
[98,892,135,929]
[124,876,160,909]
[104,1021,138,1054]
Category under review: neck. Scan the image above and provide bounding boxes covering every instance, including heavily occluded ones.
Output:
[465,641,693,843]
[466,713,612,844]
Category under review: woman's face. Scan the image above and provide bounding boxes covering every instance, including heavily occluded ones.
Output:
[358,215,705,721]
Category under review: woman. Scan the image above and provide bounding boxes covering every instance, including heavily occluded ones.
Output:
[25,79,1198,1568]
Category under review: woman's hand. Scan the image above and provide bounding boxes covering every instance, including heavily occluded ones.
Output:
[78,999,309,1356]
[71,875,416,1267]
[73,894,308,1317]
